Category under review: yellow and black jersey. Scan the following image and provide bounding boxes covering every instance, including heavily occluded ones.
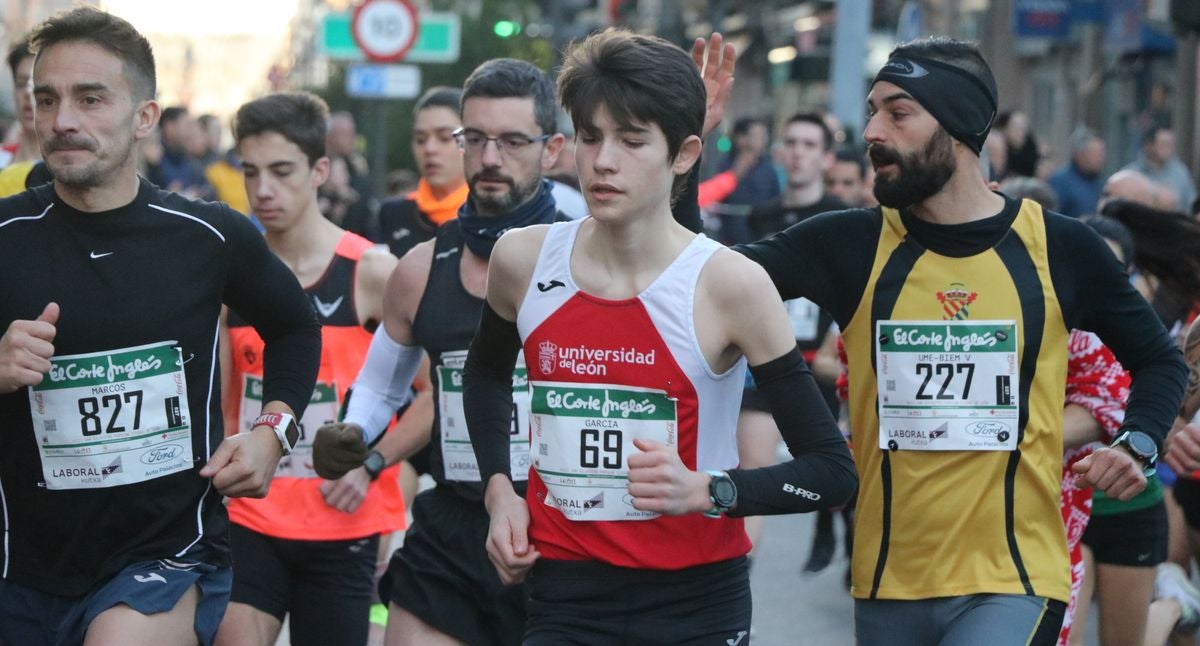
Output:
[739,195,1185,602]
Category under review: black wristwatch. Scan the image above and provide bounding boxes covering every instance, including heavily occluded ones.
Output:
[704,470,737,518]
[362,450,386,481]
[1111,430,1158,472]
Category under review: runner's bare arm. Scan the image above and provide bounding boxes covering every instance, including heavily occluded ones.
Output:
[313,243,433,479]
[629,252,856,516]
[1063,404,1106,450]
[321,353,433,513]
[354,246,400,329]
[465,227,546,585]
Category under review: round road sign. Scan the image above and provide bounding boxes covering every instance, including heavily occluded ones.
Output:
[352,0,419,63]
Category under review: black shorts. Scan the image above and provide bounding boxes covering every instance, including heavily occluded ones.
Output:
[1174,477,1200,531]
[524,557,751,646]
[228,523,378,646]
[378,486,525,646]
[1081,500,1168,567]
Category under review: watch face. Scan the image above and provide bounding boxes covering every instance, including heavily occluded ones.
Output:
[365,452,384,471]
[712,479,737,506]
[284,419,300,449]
[1128,432,1157,458]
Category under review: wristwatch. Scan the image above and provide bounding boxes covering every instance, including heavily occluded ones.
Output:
[704,470,738,518]
[362,450,386,481]
[1111,430,1158,471]
[253,412,300,456]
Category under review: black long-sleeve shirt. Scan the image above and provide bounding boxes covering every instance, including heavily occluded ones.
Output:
[735,197,1186,448]
[0,178,321,595]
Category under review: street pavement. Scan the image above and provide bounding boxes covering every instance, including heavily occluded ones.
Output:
[750,512,855,645]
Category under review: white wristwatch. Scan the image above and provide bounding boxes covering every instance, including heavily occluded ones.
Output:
[253,412,300,455]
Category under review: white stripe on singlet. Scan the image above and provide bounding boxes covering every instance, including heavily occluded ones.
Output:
[0,203,52,232]
[175,315,222,558]
[149,204,226,242]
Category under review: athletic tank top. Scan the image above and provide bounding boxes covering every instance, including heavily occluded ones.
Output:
[842,200,1070,602]
[517,219,750,569]
[412,220,531,502]
[225,232,406,540]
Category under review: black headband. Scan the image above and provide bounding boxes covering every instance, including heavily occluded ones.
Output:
[872,55,998,155]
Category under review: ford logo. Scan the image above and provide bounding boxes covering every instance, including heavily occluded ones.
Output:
[140,444,184,465]
[966,421,1010,437]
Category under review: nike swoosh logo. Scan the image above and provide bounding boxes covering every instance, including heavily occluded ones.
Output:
[434,248,459,260]
[537,280,565,292]
[90,251,114,259]
[882,58,929,78]
[727,631,748,646]
[391,228,411,240]
[312,295,344,318]
[134,572,167,584]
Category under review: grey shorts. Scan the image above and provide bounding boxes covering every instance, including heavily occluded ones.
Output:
[855,594,1065,646]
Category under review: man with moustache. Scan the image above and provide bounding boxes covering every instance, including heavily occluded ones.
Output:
[311,58,566,645]
[734,37,1186,643]
[0,8,320,645]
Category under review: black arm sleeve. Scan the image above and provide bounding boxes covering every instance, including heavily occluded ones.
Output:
[221,208,322,418]
[733,209,881,327]
[725,347,857,517]
[1049,216,1187,450]
[464,302,523,485]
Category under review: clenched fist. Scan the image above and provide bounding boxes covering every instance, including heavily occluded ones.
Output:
[312,422,368,480]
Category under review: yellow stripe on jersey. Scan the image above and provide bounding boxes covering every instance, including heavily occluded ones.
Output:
[842,199,1070,602]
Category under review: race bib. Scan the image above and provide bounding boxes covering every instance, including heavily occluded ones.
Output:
[438,350,531,482]
[875,321,1019,451]
[530,381,677,521]
[239,374,339,478]
[28,341,195,490]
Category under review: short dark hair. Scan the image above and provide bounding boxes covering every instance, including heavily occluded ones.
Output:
[785,112,834,151]
[234,92,330,166]
[28,7,155,101]
[160,106,188,127]
[1142,124,1172,146]
[558,29,705,158]
[558,29,705,201]
[197,113,220,131]
[732,116,767,138]
[462,59,555,135]
[833,147,866,177]
[415,85,462,113]
[7,39,31,78]
[889,36,995,102]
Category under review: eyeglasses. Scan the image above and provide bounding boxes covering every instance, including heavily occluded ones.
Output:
[453,127,551,155]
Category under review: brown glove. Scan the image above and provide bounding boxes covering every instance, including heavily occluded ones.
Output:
[312,422,368,480]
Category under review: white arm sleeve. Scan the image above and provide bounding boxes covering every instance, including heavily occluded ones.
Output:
[344,325,424,443]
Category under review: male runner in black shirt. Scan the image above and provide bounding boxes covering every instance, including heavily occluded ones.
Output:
[0,8,320,645]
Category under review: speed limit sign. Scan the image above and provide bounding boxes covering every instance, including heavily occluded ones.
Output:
[351,0,419,63]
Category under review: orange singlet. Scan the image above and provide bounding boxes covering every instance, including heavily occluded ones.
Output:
[225,232,406,540]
